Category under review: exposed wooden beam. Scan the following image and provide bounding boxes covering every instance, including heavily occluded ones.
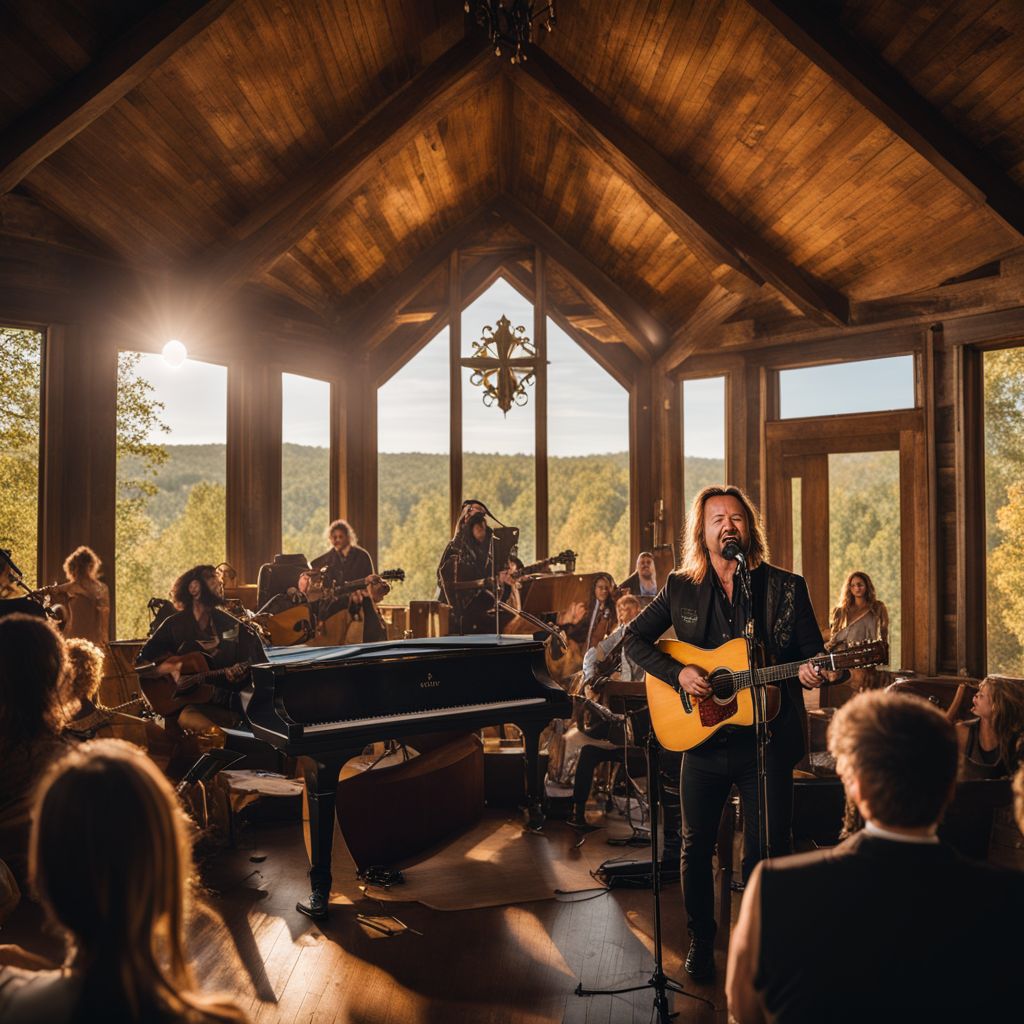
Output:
[337,205,501,352]
[370,252,516,385]
[200,37,497,301]
[514,51,850,326]
[657,286,749,374]
[492,194,665,360]
[744,0,1024,239]
[498,260,640,389]
[0,0,236,195]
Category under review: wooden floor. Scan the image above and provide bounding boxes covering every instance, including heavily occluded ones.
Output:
[183,815,732,1024]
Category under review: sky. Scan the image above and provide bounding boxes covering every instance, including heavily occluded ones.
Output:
[132,294,915,454]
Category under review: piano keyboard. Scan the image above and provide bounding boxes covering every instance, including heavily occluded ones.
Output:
[303,696,548,734]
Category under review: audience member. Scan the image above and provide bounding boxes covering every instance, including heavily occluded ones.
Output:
[726,690,1023,1022]
[619,551,659,600]
[956,674,1024,780]
[0,740,249,1023]
[566,573,618,651]
[0,616,69,888]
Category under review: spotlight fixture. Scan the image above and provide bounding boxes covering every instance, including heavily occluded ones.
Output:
[162,338,187,368]
[465,0,555,65]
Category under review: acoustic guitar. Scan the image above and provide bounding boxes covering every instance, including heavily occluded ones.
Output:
[138,651,250,718]
[646,637,888,752]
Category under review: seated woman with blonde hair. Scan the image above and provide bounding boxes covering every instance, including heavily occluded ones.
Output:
[0,740,249,1023]
[957,675,1024,780]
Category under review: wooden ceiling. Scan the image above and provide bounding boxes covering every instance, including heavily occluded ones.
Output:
[1,0,1022,365]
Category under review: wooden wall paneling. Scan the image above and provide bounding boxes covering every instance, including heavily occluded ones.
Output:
[923,328,940,675]
[39,321,118,633]
[630,372,654,560]
[651,368,683,555]
[758,364,778,514]
[533,247,548,557]
[942,307,1024,349]
[226,356,281,583]
[448,250,462,531]
[799,454,830,633]
[330,376,346,524]
[954,344,986,676]
[0,0,238,195]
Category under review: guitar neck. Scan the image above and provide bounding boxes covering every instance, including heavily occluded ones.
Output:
[730,652,837,691]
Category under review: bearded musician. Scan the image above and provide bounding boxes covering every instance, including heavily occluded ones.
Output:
[137,564,267,730]
[310,519,387,642]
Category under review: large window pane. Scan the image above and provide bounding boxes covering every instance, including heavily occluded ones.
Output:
[682,376,726,518]
[115,352,226,638]
[780,356,915,419]
[461,278,536,564]
[282,373,330,559]
[548,320,629,577]
[828,451,901,667]
[984,347,1024,674]
[378,328,449,602]
[0,326,43,588]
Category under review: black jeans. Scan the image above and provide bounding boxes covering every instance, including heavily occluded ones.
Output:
[680,728,794,939]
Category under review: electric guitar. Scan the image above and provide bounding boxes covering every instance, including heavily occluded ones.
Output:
[138,651,251,717]
[645,637,888,752]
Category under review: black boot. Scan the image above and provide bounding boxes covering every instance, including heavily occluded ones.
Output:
[684,935,715,981]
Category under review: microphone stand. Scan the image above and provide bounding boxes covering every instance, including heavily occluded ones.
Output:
[733,556,771,861]
[575,716,709,1022]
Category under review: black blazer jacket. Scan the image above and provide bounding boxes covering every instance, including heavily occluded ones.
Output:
[749,830,1024,1021]
[624,562,822,764]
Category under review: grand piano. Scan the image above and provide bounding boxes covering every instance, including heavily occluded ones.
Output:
[243,634,570,916]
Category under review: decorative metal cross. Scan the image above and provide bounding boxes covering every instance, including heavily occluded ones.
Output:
[461,314,538,414]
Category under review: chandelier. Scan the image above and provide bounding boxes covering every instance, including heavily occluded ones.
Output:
[461,314,538,414]
[465,1,556,64]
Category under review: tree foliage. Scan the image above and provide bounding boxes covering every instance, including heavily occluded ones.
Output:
[985,348,1024,673]
[0,327,43,588]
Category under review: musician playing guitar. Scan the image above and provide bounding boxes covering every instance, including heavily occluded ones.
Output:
[311,519,387,642]
[624,485,824,983]
[136,564,267,730]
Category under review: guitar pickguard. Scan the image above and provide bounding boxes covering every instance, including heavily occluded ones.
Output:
[698,695,738,728]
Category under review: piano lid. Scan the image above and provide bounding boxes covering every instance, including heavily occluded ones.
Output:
[261,633,543,669]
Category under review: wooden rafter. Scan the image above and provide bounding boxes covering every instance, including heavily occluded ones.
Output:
[199,37,498,302]
[0,0,237,196]
[337,206,502,352]
[658,286,749,374]
[744,0,1024,240]
[514,51,850,327]
[492,194,665,360]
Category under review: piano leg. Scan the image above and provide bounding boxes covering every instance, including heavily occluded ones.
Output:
[520,722,546,831]
[299,755,346,919]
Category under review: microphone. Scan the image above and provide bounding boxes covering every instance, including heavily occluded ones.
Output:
[722,539,747,568]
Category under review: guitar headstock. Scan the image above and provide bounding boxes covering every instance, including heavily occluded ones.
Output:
[828,639,889,670]
[380,568,405,583]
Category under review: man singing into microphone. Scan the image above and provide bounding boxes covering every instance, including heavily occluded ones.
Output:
[625,486,824,982]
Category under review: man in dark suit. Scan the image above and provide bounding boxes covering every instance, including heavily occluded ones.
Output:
[727,690,1024,1022]
[625,485,825,980]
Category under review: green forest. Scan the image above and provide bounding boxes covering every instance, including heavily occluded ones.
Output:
[2,326,1023,670]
